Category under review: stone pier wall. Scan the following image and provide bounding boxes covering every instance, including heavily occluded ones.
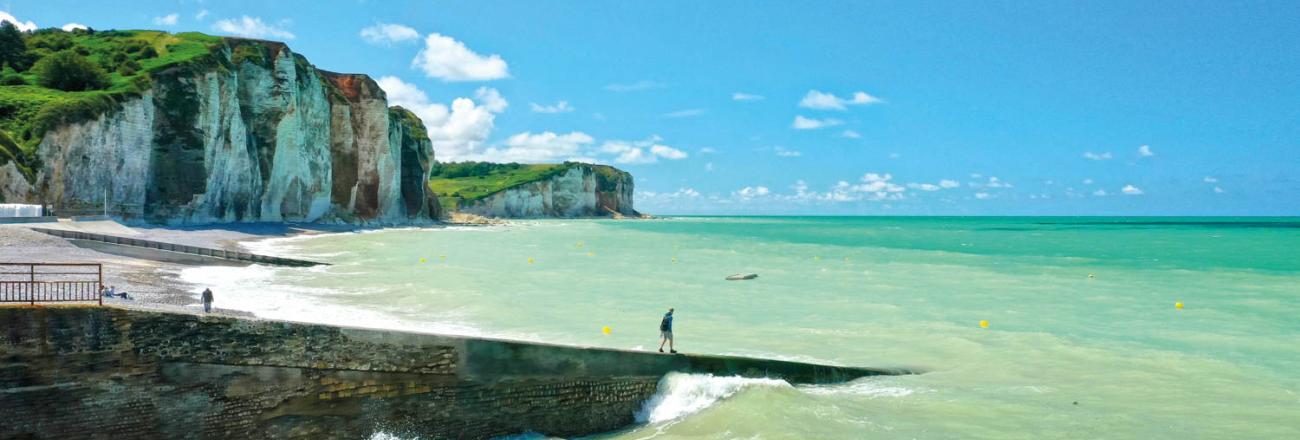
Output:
[0,306,913,439]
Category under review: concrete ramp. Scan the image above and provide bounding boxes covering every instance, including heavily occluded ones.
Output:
[1,306,921,440]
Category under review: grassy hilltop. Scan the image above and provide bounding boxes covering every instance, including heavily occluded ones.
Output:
[0,25,220,180]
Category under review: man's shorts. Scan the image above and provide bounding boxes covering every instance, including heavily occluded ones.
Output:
[661,330,673,341]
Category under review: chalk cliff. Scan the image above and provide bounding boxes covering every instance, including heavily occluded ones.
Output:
[2,38,438,224]
[456,164,637,218]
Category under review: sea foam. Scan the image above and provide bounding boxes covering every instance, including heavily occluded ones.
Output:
[635,373,790,424]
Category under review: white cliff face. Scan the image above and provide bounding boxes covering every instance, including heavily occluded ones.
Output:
[35,95,155,217]
[15,41,435,225]
[460,166,635,218]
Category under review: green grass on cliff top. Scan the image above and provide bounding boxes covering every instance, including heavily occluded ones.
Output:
[0,29,220,177]
[428,163,567,206]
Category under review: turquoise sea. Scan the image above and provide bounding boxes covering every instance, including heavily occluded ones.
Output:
[182,217,1300,439]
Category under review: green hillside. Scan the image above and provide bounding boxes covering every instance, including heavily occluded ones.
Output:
[0,25,221,179]
[428,162,568,211]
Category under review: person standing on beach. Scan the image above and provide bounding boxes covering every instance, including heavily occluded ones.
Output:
[658,308,677,354]
[201,288,214,313]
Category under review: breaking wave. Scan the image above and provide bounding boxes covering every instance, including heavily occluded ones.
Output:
[635,373,791,424]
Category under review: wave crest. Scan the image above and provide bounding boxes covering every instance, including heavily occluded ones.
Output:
[635,373,790,424]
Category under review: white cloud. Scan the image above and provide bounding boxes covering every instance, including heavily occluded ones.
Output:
[1121,184,1143,195]
[798,90,884,110]
[378,76,506,161]
[1083,151,1113,160]
[663,108,706,118]
[968,176,1012,189]
[736,186,771,199]
[698,147,718,154]
[412,32,508,81]
[153,13,179,26]
[1093,189,1108,197]
[530,101,573,113]
[604,80,665,92]
[939,179,960,189]
[360,23,420,45]
[704,162,714,172]
[1203,176,1218,183]
[732,92,764,101]
[196,10,210,21]
[61,23,87,32]
[908,183,941,191]
[473,131,594,163]
[1137,144,1155,157]
[0,12,37,32]
[792,115,843,130]
[599,136,688,164]
[1213,186,1225,194]
[213,16,296,40]
[774,147,802,157]
[840,130,861,139]
[974,192,992,200]
[1083,178,1094,185]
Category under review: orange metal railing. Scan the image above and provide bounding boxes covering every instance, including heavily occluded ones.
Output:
[0,263,103,305]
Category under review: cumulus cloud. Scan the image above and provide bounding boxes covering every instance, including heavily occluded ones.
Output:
[732,92,764,101]
[698,147,718,154]
[61,23,87,32]
[1093,189,1108,197]
[0,11,37,31]
[530,101,573,113]
[1203,176,1218,183]
[968,176,1012,189]
[1083,178,1094,185]
[378,76,506,161]
[412,33,508,81]
[196,10,210,21]
[736,186,771,199]
[472,131,595,163]
[908,183,941,191]
[598,136,688,164]
[213,16,296,40]
[840,130,862,139]
[774,147,802,157]
[153,13,179,26]
[663,108,706,118]
[360,23,420,45]
[604,80,665,92]
[974,192,992,200]
[798,90,884,110]
[792,115,843,130]
[644,188,701,199]
[1083,151,1113,161]
[1138,144,1155,157]
[1214,186,1225,194]
[704,162,714,172]
[939,179,960,189]
[1121,184,1143,195]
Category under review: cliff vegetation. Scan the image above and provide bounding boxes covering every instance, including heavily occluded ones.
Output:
[0,24,219,180]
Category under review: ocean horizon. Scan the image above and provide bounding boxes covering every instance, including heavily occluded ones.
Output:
[180,216,1300,438]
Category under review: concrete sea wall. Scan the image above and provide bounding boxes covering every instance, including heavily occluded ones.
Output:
[0,306,912,439]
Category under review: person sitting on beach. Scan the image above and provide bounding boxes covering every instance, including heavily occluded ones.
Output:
[107,285,117,298]
[658,308,677,354]
[201,288,214,313]
[100,285,110,298]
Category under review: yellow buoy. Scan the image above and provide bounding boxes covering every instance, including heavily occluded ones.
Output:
[1088,274,1095,278]
[419,257,427,263]
[979,320,989,328]
[1175,302,1184,310]
[587,252,595,257]
[601,326,611,335]
[527,258,535,264]
[577,242,584,248]
[671,257,678,263]
[440,255,447,260]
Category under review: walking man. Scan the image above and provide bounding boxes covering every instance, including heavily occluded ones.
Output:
[658,307,676,354]
[201,288,214,313]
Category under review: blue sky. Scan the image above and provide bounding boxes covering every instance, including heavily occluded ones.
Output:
[6,1,1299,215]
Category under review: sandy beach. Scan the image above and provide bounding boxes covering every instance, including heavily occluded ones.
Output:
[0,220,360,316]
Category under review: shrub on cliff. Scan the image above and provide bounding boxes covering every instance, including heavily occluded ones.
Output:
[32,50,110,92]
[0,22,28,71]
